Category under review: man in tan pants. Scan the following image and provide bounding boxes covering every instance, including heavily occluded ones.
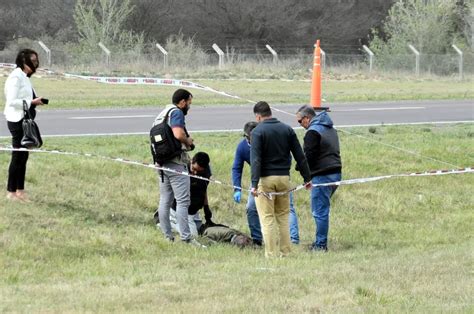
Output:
[250,101,311,258]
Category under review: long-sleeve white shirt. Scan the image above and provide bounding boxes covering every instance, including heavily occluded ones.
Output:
[3,67,34,122]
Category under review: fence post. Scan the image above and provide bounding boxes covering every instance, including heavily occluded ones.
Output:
[212,43,224,69]
[37,41,51,67]
[156,43,168,69]
[452,44,463,80]
[408,44,420,77]
[265,44,278,63]
[320,48,326,71]
[98,42,111,66]
[362,45,374,72]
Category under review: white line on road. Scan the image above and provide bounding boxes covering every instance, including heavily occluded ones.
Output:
[68,115,154,120]
[334,107,425,112]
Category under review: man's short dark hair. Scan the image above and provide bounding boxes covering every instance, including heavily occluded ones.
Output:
[243,121,258,137]
[172,89,193,105]
[296,105,316,119]
[192,152,210,169]
[253,101,272,117]
[15,48,38,70]
[231,234,253,248]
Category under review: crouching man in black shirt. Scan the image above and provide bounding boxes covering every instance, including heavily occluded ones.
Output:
[155,152,215,235]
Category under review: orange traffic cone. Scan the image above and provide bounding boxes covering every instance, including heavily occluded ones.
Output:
[310,40,322,108]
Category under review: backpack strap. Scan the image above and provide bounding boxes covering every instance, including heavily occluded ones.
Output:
[156,106,180,182]
[162,106,179,126]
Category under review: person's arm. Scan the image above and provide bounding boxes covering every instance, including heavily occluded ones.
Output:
[5,75,27,109]
[203,192,213,222]
[169,109,193,147]
[303,130,321,167]
[231,141,245,189]
[4,73,42,110]
[250,130,262,190]
[289,130,311,183]
[172,127,193,147]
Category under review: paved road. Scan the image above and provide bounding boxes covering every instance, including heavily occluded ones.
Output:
[0,100,473,137]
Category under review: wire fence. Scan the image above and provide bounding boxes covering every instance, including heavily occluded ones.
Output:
[0,47,472,78]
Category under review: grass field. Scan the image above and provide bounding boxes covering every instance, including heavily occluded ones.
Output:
[0,74,473,109]
[1,123,473,312]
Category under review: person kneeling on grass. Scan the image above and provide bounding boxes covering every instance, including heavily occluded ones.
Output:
[155,152,215,238]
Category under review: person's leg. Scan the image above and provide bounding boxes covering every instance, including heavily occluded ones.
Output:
[246,191,262,244]
[6,121,24,196]
[311,173,341,249]
[168,164,191,241]
[15,151,29,199]
[7,151,21,193]
[158,171,175,241]
[288,192,299,244]
[255,176,277,258]
[169,209,180,234]
[188,212,200,236]
[275,176,291,256]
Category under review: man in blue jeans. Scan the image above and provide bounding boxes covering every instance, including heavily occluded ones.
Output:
[232,121,300,245]
[296,105,342,252]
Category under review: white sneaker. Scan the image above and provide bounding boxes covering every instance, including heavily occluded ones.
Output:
[184,238,207,248]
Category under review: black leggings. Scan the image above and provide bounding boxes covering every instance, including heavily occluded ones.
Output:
[7,120,29,192]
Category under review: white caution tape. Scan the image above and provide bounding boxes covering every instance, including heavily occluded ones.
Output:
[1,146,472,198]
[0,146,239,191]
[63,73,256,102]
[0,63,255,103]
[0,63,15,69]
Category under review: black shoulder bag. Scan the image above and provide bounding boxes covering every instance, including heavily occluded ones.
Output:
[21,100,43,148]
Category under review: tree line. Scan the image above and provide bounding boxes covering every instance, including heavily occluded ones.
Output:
[0,0,394,52]
[0,0,471,55]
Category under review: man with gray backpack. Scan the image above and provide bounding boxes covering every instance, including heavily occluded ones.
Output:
[150,89,204,247]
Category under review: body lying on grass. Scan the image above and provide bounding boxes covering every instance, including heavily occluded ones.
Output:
[198,221,254,248]
[156,213,254,249]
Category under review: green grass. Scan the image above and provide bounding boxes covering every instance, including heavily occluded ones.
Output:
[1,124,473,312]
[0,75,472,109]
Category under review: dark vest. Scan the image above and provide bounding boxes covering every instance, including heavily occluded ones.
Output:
[307,119,341,175]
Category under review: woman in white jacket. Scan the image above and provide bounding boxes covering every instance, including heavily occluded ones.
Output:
[4,49,46,201]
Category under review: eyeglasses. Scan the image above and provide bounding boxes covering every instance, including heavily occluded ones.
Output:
[297,117,306,124]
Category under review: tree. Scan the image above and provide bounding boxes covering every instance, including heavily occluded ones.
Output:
[125,0,172,42]
[0,0,76,49]
[74,0,144,52]
[369,0,470,55]
[153,0,393,53]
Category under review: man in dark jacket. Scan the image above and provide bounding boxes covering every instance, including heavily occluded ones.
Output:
[250,101,311,258]
[232,122,301,245]
[296,105,342,252]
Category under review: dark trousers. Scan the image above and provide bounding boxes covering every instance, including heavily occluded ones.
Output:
[7,120,29,192]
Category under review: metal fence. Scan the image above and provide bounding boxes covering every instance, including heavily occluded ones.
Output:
[1,46,472,78]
